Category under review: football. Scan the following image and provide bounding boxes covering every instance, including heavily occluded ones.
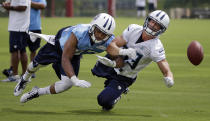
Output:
[187,41,204,66]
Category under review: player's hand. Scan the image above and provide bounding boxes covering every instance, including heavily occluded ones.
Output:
[2,2,10,10]
[70,76,91,88]
[163,77,174,88]
[119,48,137,60]
[96,55,116,67]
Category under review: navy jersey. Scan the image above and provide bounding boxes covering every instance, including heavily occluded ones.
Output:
[59,24,115,55]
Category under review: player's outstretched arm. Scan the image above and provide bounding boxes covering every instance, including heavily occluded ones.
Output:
[107,35,137,59]
[106,36,126,55]
[62,33,77,78]
[96,55,124,68]
[157,59,174,88]
[62,33,91,88]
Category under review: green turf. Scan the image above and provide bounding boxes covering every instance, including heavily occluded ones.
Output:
[0,17,210,121]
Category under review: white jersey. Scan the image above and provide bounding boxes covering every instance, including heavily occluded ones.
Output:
[8,0,31,32]
[148,0,155,3]
[136,0,146,7]
[114,24,165,78]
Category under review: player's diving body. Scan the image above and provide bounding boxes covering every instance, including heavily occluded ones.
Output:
[92,10,174,110]
[14,13,136,103]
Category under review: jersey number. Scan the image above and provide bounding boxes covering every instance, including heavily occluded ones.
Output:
[127,53,143,69]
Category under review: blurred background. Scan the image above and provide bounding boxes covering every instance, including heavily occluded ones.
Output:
[0,1,210,121]
[1,0,210,19]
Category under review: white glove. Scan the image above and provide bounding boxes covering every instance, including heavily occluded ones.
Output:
[119,48,137,60]
[96,55,116,67]
[70,75,91,88]
[163,77,174,88]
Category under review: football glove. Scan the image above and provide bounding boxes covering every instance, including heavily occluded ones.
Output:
[163,77,174,88]
[96,55,116,67]
[70,75,91,88]
[119,48,137,60]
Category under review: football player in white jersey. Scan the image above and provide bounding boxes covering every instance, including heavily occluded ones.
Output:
[14,13,136,103]
[92,10,174,110]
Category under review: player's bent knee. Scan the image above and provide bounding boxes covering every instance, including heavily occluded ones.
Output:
[97,94,114,110]
[97,93,112,107]
[54,76,73,93]
[97,87,123,110]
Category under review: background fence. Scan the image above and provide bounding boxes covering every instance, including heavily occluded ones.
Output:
[0,0,210,18]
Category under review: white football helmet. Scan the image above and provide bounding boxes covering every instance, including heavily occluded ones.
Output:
[143,10,170,36]
[89,13,116,43]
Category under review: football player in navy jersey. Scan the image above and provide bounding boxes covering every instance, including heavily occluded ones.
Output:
[14,13,137,103]
[92,10,174,110]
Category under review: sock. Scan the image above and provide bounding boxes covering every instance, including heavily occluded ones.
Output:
[137,11,140,17]
[38,86,51,95]
[23,71,32,81]
[142,10,146,17]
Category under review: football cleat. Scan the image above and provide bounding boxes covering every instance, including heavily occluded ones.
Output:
[1,75,20,82]
[14,77,29,96]
[2,67,13,77]
[123,88,129,95]
[20,86,39,103]
[31,73,36,78]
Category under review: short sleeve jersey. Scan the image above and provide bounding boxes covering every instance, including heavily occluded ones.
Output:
[114,24,165,78]
[8,0,31,32]
[59,24,115,55]
[29,0,47,30]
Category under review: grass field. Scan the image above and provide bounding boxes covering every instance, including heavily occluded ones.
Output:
[0,17,210,121]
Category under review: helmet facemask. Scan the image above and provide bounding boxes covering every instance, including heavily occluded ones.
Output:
[143,17,166,37]
[143,10,170,37]
[89,24,111,44]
